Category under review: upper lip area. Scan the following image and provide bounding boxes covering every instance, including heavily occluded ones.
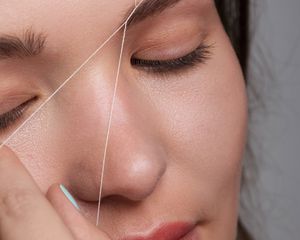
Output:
[120,222,195,240]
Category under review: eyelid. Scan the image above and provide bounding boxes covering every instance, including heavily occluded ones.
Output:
[132,31,206,61]
[0,96,37,131]
[131,42,213,75]
[0,94,35,115]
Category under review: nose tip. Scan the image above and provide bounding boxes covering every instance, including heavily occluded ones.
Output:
[102,147,167,201]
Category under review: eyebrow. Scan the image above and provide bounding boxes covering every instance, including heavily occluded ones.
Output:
[126,0,183,27]
[0,29,46,60]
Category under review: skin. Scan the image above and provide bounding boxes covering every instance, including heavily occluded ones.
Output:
[0,0,248,239]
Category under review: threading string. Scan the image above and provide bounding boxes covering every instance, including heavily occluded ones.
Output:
[96,22,128,227]
[0,0,145,150]
[0,28,121,149]
[96,0,147,226]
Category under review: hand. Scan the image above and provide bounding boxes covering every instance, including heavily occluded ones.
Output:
[0,145,111,240]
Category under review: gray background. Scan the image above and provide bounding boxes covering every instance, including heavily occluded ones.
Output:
[241,0,300,239]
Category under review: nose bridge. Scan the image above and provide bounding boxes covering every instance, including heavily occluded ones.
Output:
[101,77,167,201]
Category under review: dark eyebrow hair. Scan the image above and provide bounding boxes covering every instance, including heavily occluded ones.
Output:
[126,0,183,27]
[0,29,46,60]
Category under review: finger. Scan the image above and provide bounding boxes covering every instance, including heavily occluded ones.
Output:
[0,145,74,240]
[47,184,112,240]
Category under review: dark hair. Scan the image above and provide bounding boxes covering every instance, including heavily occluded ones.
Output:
[214,1,253,240]
[215,0,249,76]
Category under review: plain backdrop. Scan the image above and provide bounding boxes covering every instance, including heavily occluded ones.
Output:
[242,0,300,239]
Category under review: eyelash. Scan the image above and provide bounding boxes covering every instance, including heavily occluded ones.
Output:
[131,43,212,74]
[0,97,37,131]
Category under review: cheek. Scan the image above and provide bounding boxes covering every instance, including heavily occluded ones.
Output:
[153,28,247,209]
[4,107,62,192]
[3,84,108,192]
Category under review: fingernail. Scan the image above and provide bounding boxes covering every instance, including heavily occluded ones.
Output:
[60,184,80,210]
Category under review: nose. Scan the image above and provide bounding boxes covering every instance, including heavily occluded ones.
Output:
[69,76,167,203]
[101,81,168,201]
[102,116,167,201]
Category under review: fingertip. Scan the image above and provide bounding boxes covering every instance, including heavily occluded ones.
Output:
[46,183,61,198]
[47,183,82,213]
[59,184,80,210]
[47,183,80,211]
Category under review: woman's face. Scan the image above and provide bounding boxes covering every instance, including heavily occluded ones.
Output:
[0,0,247,239]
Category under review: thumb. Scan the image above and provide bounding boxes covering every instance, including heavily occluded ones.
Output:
[46,184,111,240]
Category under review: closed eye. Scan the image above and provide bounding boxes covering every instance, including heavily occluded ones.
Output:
[130,43,212,75]
[0,97,37,131]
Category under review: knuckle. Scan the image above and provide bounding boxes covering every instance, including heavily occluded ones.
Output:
[0,189,38,219]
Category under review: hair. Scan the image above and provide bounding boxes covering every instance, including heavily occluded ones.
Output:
[214,0,249,76]
[214,1,253,240]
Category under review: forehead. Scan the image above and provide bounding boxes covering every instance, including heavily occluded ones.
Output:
[0,0,206,33]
